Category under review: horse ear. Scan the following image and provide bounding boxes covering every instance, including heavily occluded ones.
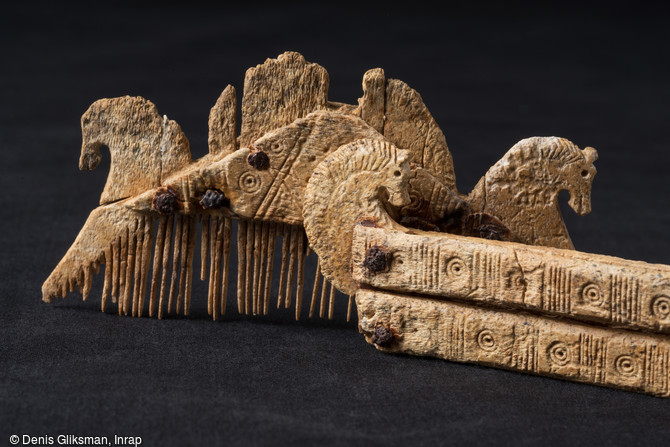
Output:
[583,146,598,163]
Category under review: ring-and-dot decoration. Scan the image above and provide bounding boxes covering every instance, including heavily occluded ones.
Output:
[582,283,602,305]
[547,341,571,366]
[651,296,670,320]
[239,171,262,194]
[268,141,284,154]
[446,258,467,277]
[614,355,637,377]
[477,329,496,352]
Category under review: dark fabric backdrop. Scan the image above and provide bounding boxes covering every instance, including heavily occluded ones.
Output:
[2,2,670,446]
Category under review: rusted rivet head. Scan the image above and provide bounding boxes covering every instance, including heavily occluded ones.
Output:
[247,150,270,170]
[200,189,230,209]
[372,323,394,346]
[152,187,179,215]
[364,245,392,273]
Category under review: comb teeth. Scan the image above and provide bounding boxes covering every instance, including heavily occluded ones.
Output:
[101,246,112,311]
[184,215,197,316]
[262,223,277,315]
[120,223,132,315]
[252,221,262,315]
[319,274,329,319]
[167,215,182,315]
[204,215,232,320]
[65,214,351,322]
[285,225,299,309]
[158,215,174,319]
[201,215,210,283]
[236,219,247,314]
[221,216,232,316]
[295,229,306,320]
[112,236,121,304]
[244,220,254,314]
[176,215,189,315]
[308,261,322,318]
[208,215,221,318]
[237,220,311,318]
[130,218,143,316]
[138,216,154,317]
[148,215,167,317]
[277,223,290,309]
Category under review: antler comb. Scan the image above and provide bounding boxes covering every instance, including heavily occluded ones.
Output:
[43,52,670,397]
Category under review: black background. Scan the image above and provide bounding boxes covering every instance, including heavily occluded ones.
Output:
[3,2,670,446]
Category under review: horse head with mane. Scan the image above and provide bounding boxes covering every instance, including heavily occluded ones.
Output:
[467,136,598,249]
[303,139,411,295]
[79,96,192,204]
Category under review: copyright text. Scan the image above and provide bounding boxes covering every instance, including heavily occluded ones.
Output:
[9,435,142,446]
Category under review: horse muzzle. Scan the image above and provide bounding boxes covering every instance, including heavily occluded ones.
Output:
[79,141,103,171]
[569,193,591,215]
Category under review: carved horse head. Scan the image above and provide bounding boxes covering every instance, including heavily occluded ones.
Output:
[78,96,191,205]
[368,145,412,211]
[495,137,596,215]
[304,139,411,295]
[468,137,598,249]
[564,145,598,215]
[520,137,598,216]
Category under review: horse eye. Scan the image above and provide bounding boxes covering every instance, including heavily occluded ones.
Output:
[393,170,401,177]
[581,170,589,177]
